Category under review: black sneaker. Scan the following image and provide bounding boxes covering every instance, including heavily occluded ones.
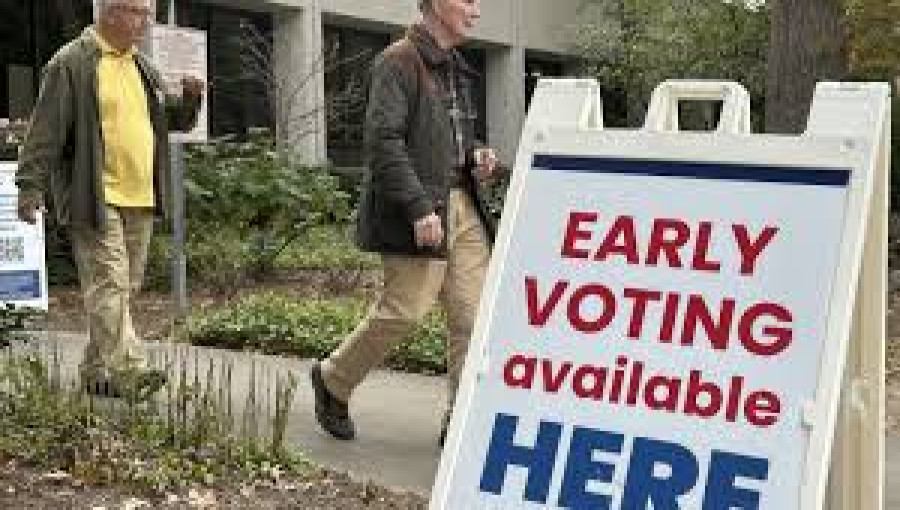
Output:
[311,361,356,440]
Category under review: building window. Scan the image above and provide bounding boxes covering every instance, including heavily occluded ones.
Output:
[174,0,273,138]
[458,47,487,144]
[323,25,392,167]
[0,0,93,121]
[0,0,93,157]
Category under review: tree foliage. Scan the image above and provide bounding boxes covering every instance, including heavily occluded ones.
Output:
[573,0,769,127]
[845,0,900,80]
[845,0,899,203]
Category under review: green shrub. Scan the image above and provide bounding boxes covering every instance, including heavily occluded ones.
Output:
[183,132,352,279]
[186,294,447,374]
[144,228,253,293]
[275,225,379,270]
[144,224,379,293]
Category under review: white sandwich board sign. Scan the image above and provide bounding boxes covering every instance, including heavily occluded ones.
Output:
[432,80,889,510]
[0,161,48,310]
[149,24,208,143]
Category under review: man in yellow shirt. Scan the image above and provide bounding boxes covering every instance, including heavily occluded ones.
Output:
[17,0,203,398]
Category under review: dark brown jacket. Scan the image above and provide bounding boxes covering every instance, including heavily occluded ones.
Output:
[355,24,495,257]
[17,28,201,229]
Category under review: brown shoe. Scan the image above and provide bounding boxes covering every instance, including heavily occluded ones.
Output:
[311,361,356,440]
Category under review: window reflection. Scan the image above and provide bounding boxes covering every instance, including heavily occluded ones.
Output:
[1,0,92,158]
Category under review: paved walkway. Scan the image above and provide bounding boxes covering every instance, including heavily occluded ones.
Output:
[15,332,900,506]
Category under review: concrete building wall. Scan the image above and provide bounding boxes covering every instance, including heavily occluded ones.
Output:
[486,46,527,163]
[195,0,586,163]
[468,0,518,47]
[210,0,586,50]
[274,2,327,163]
[520,0,583,55]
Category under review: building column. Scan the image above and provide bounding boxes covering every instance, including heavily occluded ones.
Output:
[274,1,326,164]
[485,45,526,165]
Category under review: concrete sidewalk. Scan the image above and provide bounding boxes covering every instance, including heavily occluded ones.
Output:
[16,332,900,505]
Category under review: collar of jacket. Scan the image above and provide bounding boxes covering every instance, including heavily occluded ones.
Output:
[407,23,478,77]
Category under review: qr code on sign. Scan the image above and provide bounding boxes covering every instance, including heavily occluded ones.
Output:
[0,236,25,264]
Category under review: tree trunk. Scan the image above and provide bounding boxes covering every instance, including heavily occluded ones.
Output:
[765,0,849,134]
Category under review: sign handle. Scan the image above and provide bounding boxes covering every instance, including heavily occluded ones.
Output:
[528,78,604,132]
[644,80,751,134]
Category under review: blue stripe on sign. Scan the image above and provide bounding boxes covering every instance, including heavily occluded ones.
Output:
[531,154,851,187]
[0,270,41,300]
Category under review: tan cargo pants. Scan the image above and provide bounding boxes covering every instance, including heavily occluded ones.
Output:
[321,190,490,409]
[71,205,154,381]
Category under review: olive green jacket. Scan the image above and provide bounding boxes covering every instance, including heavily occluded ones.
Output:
[356,24,496,257]
[17,27,201,228]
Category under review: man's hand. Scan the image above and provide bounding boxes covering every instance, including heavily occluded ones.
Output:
[472,147,499,181]
[181,76,205,97]
[17,191,43,225]
[414,212,444,248]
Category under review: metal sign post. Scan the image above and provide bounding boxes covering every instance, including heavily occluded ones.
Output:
[169,142,187,320]
[167,0,187,322]
[147,1,208,322]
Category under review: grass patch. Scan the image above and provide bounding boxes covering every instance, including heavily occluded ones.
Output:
[186,293,447,375]
[145,224,379,293]
[275,225,380,271]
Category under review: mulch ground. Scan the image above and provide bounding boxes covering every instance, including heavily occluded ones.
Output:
[0,460,426,509]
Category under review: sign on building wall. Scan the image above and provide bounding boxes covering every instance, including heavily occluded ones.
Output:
[0,162,48,310]
[431,80,890,509]
[149,25,208,143]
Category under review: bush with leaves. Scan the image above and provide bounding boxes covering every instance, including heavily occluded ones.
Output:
[574,0,769,128]
[143,224,379,294]
[844,0,900,207]
[181,132,352,280]
[0,304,45,348]
[187,293,448,375]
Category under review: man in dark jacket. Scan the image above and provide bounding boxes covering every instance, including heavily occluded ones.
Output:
[311,0,500,444]
[16,0,202,398]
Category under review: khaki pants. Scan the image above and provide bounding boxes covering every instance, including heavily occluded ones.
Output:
[71,205,154,380]
[322,190,490,410]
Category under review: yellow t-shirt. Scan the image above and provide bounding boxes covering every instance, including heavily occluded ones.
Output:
[94,29,155,207]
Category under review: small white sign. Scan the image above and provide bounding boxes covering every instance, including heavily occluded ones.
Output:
[149,25,208,143]
[0,162,48,310]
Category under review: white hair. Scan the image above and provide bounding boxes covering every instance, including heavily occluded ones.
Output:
[93,0,153,21]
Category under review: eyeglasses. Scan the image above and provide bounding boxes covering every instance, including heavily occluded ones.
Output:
[112,4,153,19]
